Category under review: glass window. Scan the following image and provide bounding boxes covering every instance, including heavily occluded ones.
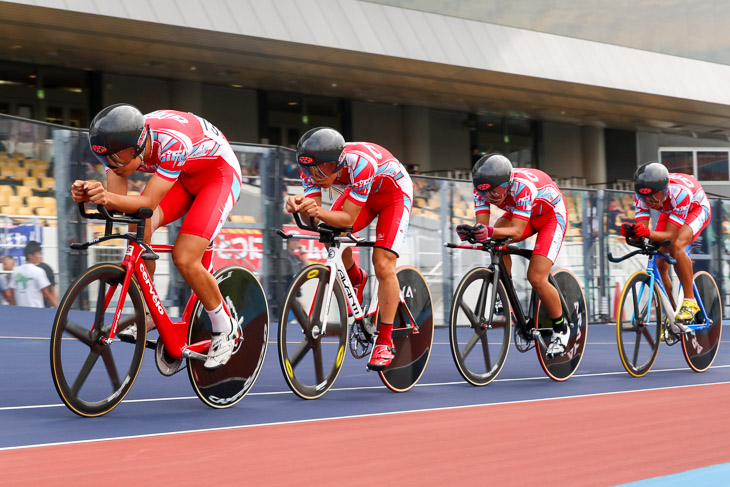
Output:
[660,151,693,174]
[697,151,729,182]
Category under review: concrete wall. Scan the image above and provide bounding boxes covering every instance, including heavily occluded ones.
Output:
[202,86,258,144]
[352,101,405,160]
[102,74,258,144]
[428,109,470,173]
[542,122,583,178]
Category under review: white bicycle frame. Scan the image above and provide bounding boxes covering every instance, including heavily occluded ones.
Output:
[283,231,381,336]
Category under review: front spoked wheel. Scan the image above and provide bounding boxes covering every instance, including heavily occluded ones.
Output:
[50,264,146,417]
[449,267,511,386]
[682,271,722,372]
[615,271,662,377]
[377,266,434,392]
[535,269,588,381]
[188,266,269,408]
[278,264,348,400]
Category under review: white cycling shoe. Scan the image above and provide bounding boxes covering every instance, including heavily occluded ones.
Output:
[547,326,570,358]
[204,316,238,370]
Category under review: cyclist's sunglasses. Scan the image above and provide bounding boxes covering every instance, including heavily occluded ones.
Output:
[642,190,665,205]
[96,126,150,169]
[299,161,339,181]
[485,182,509,201]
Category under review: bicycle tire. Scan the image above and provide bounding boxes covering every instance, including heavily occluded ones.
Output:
[448,267,511,386]
[377,266,435,392]
[681,271,722,372]
[50,264,146,417]
[278,264,348,400]
[535,268,588,381]
[187,265,269,408]
[615,271,662,377]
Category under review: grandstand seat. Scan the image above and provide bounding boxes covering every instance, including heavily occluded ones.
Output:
[15,186,32,198]
[40,177,55,189]
[6,195,23,206]
[26,195,43,207]
[31,169,47,178]
[15,206,33,216]
[0,205,17,215]
[0,185,12,195]
[0,167,14,178]
[22,177,38,188]
[35,206,56,217]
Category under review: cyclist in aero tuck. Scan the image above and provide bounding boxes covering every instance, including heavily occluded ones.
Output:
[286,127,413,371]
[621,162,711,331]
[459,154,570,357]
[70,104,242,370]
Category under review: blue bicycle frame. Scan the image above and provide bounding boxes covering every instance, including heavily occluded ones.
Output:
[637,245,711,333]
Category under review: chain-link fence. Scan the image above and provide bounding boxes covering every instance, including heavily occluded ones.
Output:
[2,114,729,325]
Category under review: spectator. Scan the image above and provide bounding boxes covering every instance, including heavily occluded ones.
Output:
[10,241,58,308]
[606,196,626,234]
[0,256,13,304]
[29,242,58,307]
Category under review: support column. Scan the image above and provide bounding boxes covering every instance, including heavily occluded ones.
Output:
[581,126,606,188]
[403,106,430,170]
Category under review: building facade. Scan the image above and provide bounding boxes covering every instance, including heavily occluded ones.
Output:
[2,0,730,194]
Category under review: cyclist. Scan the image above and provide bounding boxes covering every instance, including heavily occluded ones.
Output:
[621,162,711,330]
[71,103,242,369]
[458,154,570,357]
[285,127,413,371]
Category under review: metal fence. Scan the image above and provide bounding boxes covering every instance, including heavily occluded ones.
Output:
[2,114,729,325]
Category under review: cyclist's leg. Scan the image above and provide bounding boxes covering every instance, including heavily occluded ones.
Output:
[365,187,411,370]
[528,208,570,354]
[331,190,377,302]
[173,164,241,368]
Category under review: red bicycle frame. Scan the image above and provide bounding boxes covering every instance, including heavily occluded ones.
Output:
[103,241,221,360]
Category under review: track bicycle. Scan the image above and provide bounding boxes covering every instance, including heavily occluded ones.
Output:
[50,204,269,417]
[276,213,434,399]
[608,237,721,377]
[446,228,588,385]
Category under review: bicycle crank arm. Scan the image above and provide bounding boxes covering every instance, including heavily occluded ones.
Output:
[181,349,209,361]
[530,328,549,351]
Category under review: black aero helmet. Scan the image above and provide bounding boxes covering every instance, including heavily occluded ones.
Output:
[634,162,669,197]
[88,103,149,168]
[472,154,513,191]
[296,127,345,179]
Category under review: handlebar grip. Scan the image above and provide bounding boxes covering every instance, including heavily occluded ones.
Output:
[292,212,317,232]
[607,252,620,263]
[276,229,292,239]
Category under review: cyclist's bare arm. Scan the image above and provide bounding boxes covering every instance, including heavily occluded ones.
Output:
[287,194,362,228]
[86,174,174,214]
[476,213,490,226]
[636,218,679,245]
[492,216,527,241]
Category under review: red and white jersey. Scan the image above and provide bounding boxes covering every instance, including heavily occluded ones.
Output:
[302,142,413,207]
[474,168,566,223]
[128,110,241,183]
[634,173,709,227]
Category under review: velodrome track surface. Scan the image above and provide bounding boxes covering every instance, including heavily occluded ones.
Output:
[1,305,730,485]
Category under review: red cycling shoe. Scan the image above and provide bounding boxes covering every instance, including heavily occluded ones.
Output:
[367,341,395,371]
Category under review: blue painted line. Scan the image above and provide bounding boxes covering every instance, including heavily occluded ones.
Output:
[618,462,730,486]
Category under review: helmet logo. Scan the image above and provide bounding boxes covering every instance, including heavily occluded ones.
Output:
[137,126,149,147]
[637,188,653,195]
[92,145,108,154]
[476,183,491,191]
[299,156,313,165]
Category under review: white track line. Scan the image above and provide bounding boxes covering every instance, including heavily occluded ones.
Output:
[2,363,729,412]
[2,380,729,452]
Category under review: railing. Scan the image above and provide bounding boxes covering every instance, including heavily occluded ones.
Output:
[2,113,729,325]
